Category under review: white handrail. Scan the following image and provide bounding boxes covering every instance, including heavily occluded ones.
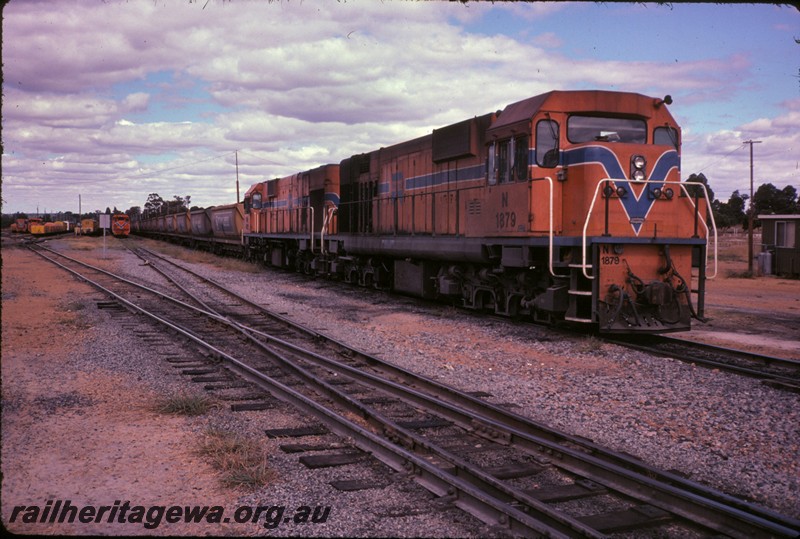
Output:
[580,179,608,280]
[581,178,718,280]
[531,177,560,277]
[679,182,718,279]
[307,206,315,252]
[320,206,334,255]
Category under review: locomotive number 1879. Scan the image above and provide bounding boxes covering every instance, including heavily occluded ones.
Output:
[600,245,620,265]
[496,211,516,229]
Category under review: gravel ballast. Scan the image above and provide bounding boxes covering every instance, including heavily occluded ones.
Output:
[146,246,799,521]
[7,236,798,537]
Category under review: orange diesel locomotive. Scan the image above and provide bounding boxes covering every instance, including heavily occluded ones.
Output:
[246,90,714,333]
[111,213,131,237]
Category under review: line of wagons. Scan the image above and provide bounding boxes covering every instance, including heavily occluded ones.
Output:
[133,204,243,253]
[10,217,71,236]
[9,214,131,238]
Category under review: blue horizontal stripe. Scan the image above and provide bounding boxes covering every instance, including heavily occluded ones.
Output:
[403,163,485,192]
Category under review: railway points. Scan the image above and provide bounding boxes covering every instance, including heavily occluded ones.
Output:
[14,240,800,539]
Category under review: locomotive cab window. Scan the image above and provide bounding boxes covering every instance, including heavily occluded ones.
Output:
[654,126,679,149]
[536,120,559,168]
[567,115,646,144]
[513,135,529,181]
[497,140,511,183]
[252,192,262,209]
[489,135,530,184]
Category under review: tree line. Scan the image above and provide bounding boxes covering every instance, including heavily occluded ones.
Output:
[137,193,195,219]
[685,174,797,231]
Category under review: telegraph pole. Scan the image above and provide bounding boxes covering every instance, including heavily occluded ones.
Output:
[743,139,762,273]
[235,150,240,204]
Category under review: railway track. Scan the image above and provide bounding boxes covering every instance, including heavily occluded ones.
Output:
[608,335,800,393]
[29,243,800,538]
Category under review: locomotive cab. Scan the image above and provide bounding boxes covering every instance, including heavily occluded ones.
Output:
[518,92,712,332]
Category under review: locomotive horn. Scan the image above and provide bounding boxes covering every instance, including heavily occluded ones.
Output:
[654,95,673,108]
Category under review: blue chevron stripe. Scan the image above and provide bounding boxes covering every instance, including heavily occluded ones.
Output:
[563,147,680,235]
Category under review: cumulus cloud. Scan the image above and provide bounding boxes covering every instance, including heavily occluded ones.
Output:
[681,98,800,201]
[2,1,797,213]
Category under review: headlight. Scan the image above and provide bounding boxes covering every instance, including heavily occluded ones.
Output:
[664,188,674,200]
[616,186,627,198]
[630,154,646,181]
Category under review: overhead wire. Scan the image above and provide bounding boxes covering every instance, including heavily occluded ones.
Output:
[125,150,238,179]
[692,143,746,176]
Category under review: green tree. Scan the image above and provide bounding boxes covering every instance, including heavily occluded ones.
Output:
[685,173,714,201]
[752,183,798,225]
[712,190,748,230]
[144,193,164,217]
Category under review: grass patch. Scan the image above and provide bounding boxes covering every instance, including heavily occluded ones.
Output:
[60,301,86,311]
[66,236,101,250]
[58,317,92,330]
[725,270,755,279]
[155,394,217,416]
[717,252,744,262]
[197,429,274,488]
[67,235,127,251]
[142,240,262,274]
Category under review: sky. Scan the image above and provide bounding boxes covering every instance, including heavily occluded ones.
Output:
[2,0,799,216]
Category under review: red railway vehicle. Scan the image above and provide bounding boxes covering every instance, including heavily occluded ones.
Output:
[80,218,98,235]
[111,213,130,237]
[11,218,30,233]
[132,90,714,333]
[243,164,340,271]
[242,90,715,333]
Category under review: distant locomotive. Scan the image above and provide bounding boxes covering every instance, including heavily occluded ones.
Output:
[111,213,130,238]
[80,218,99,235]
[10,218,29,233]
[137,90,716,333]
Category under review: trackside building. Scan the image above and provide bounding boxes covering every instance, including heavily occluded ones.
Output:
[759,214,800,277]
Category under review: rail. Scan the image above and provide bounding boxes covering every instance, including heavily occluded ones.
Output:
[114,245,800,537]
[581,178,718,280]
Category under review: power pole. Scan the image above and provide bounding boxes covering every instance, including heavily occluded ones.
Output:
[743,139,762,273]
[235,150,240,204]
